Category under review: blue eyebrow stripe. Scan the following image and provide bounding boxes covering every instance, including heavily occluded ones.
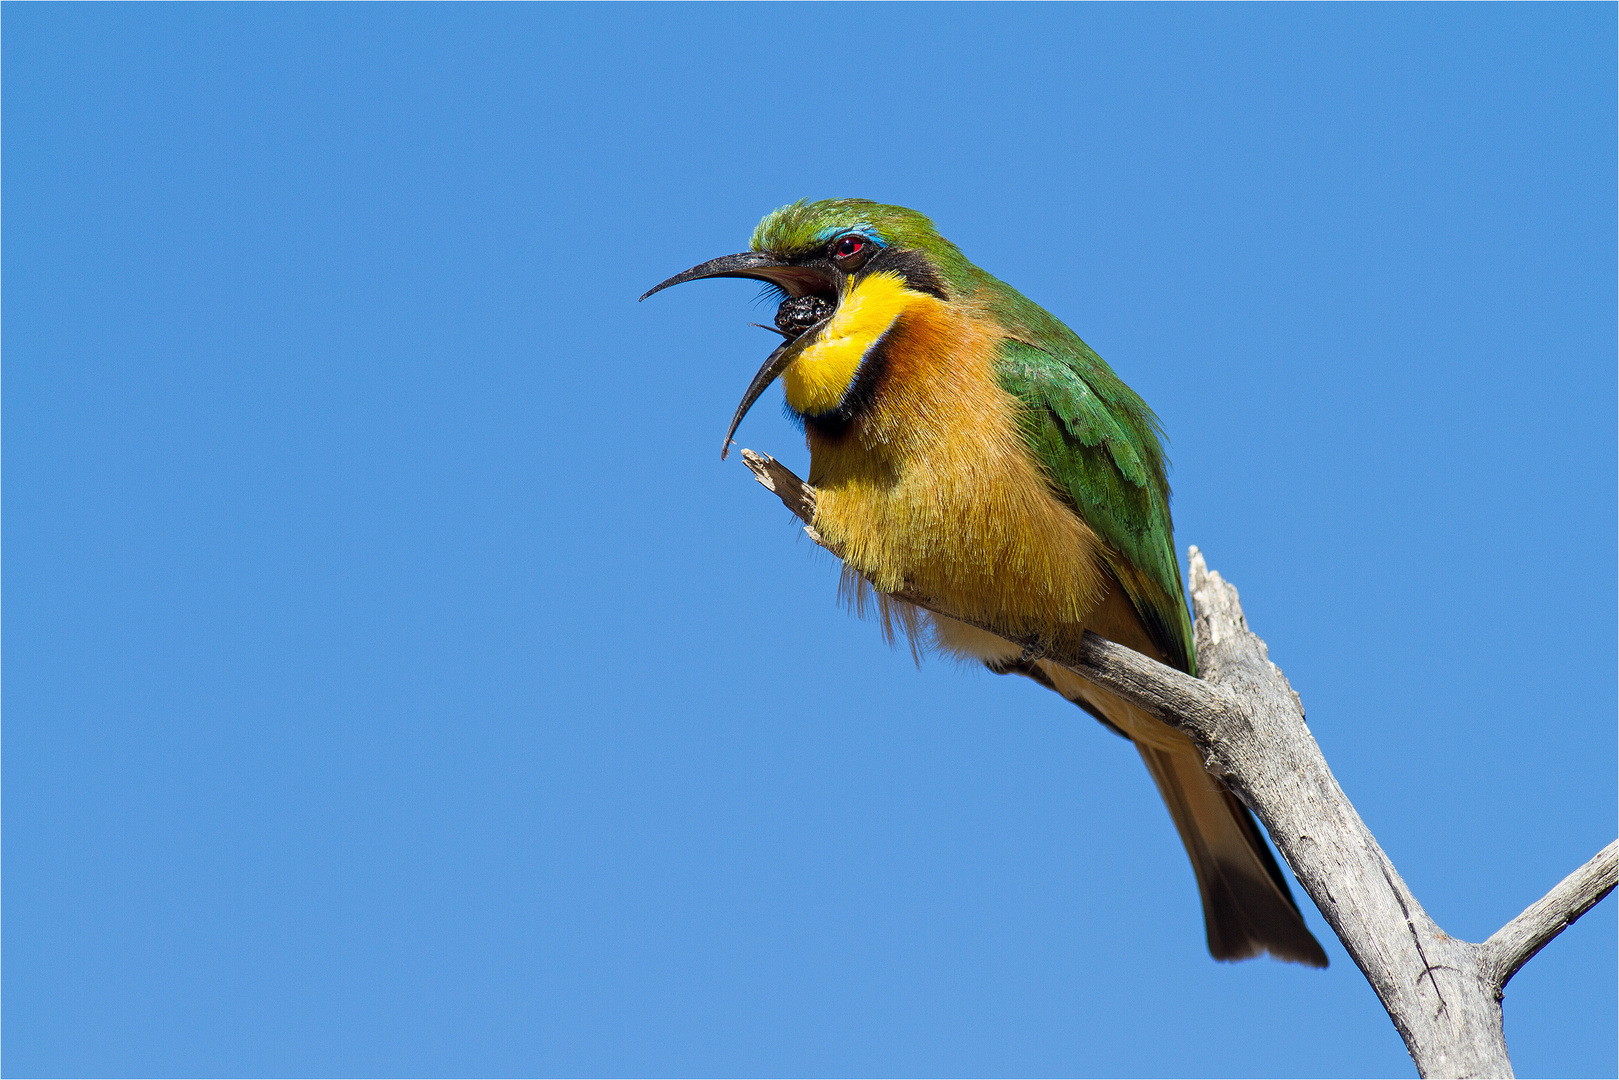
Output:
[813,225,888,246]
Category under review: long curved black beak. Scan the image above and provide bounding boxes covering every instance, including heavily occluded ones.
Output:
[642,251,837,459]
[639,251,829,301]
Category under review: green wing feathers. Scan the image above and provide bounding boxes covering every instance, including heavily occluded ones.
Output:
[996,337,1196,676]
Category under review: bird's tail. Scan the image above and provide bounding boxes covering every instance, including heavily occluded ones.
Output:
[1134,737,1329,967]
[1031,658,1328,967]
[933,612,1328,966]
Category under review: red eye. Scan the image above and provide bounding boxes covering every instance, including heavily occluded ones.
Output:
[834,236,864,259]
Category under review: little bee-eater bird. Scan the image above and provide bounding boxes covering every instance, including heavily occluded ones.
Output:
[643,199,1328,967]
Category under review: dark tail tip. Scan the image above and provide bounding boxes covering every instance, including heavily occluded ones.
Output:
[1202,857,1330,968]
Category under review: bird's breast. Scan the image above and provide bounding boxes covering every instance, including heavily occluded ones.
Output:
[804,292,1111,642]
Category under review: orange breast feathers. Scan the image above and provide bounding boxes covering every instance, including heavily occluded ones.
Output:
[799,277,1111,644]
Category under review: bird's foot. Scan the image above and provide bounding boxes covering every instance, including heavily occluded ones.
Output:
[1018,636,1051,664]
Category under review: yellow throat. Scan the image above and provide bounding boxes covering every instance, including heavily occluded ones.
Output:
[783,271,928,417]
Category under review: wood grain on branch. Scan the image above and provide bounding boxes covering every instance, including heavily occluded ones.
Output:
[739,449,1615,1079]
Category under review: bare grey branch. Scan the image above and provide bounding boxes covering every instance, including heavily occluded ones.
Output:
[1481,840,1619,991]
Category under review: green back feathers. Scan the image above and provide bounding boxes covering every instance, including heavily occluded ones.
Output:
[997,336,1195,675]
[966,256,1194,674]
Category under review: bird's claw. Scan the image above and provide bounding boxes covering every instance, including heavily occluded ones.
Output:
[1018,636,1051,664]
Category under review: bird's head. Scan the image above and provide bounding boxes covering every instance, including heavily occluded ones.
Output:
[642,199,973,457]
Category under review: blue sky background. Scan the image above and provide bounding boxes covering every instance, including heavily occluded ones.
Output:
[6,5,1614,1078]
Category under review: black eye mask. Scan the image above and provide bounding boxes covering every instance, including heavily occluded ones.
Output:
[774,294,835,339]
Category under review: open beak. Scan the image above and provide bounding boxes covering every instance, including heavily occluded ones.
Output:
[718,328,823,460]
[641,251,837,459]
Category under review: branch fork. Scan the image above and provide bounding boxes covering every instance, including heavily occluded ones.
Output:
[739,449,1615,1079]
